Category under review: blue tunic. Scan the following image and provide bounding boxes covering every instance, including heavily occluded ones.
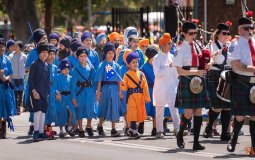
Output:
[95,61,121,121]
[54,73,76,126]
[71,64,96,119]
[119,65,128,116]
[87,49,100,71]
[0,55,16,119]
[45,64,58,124]
[117,49,145,68]
[67,55,79,68]
[140,62,156,117]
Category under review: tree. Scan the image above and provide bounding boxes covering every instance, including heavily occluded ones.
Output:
[2,0,39,42]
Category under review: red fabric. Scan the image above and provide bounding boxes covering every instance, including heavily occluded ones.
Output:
[189,42,198,67]
[222,44,228,53]
[248,39,255,67]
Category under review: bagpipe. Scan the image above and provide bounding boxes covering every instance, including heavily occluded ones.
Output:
[241,0,254,24]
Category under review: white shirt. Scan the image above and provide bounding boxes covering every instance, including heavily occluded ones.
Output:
[173,40,199,67]
[9,51,27,79]
[228,36,255,76]
[152,51,179,106]
[207,40,231,70]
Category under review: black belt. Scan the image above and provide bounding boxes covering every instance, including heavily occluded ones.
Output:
[182,66,200,70]
[126,87,143,103]
[0,80,3,84]
[101,81,118,86]
[212,64,222,69]
[234,72,255,84]
[76,81,91,88]
[60,91,71,96]
[148,83,154,88]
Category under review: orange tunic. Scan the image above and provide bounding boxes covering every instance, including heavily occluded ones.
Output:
[121,70,151,123]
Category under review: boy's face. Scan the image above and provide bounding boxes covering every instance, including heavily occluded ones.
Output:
[61,68,69,76]
[46,52,55,64]
[106,51,115,61]
[14,44,21,52]
[39,51,49,62]
[129,39,139,50]
[78,53,87,64]
[129,58,138,70]
[9,45,15,52]
[39,35,48,44]
[50,39,58,46]
[83,38,92,49]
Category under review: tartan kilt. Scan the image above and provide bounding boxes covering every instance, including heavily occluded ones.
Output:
[175,75,210,109]
[231,79,255,116]
[207,70,230,109]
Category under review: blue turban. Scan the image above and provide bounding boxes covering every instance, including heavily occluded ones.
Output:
[37,43,49,54]
[0,38,5,46]
[126,51,139,64]
[96,33,107,45]
[49,44,57,53]
[70,39,82,52]
[33,28,46,43]
[103,42,115,60]
[49,32,59,42]
[60,37,70,49]
[81,31,92,43]
[76,46,88,57]
[6,39,15,49]
[59,58,71,71]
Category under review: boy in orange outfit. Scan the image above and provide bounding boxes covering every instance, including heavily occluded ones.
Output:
[121,51,150,139]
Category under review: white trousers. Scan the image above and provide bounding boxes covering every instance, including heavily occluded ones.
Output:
[156,103,180,132]
[34,111,45,133]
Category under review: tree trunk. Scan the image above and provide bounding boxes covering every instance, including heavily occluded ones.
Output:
[3,0,39,43]
[45,0,52,35]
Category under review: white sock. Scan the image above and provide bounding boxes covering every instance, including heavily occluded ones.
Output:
[68,126,72,131]
[39,112,45,133]
[34,111,42,131]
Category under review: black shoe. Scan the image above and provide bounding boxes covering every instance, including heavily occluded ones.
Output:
[177,133,185,149]
[124,127,130,136]
[79,130,85,138]
[74,128,80,135]
[59,132,66,138]
[131,132,140,140]
[227,138,237,152]
[65,125,68,133]
[203,126,212,138]
[86,128,94,137]
[220,133,231,141]
[0,121,6,139]
[111,129,120,137]
[138,122,144,134]
[151,128,157,136]
[97,126,106,136]
[67,129,75,137]
[28,125,34,136]
[53,131,57,135]
[193,143,205,150]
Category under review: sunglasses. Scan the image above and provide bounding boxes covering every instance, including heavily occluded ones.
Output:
[221,32,231,36]
[243,26,254,31]
[187,32,197,36]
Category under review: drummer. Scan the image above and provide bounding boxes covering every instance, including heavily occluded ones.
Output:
[173,21,212,150]
[203,22,232,141]
[227,17,255,154]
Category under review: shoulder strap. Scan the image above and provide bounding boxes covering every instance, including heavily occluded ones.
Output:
[126,73,140,87]
[74,67,91,82]
[138,72,143,86]
[215,41,222,50]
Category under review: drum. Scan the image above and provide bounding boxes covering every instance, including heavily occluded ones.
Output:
[216,70,231,102]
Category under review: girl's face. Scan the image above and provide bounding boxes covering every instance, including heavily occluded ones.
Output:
[106,51,115,62]
[78,53,87,65]
[218,30,230,43]
[184,29,197,42]
[50,39,58,46]
[61,68,70,76]
[39,51,49,62]
[129,58,138,71]
[129,39,139,50]
[46,52,56,64]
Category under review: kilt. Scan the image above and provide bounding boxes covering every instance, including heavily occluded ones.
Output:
[175,75,210,109]
[207,70,230,109]
[231,78,255,116]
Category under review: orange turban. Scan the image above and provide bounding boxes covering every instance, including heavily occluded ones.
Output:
[123,49,132,64]
[138,39,149,48]
[159,33,172,46]
[109,32,120,42]
[119,35,124,45]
